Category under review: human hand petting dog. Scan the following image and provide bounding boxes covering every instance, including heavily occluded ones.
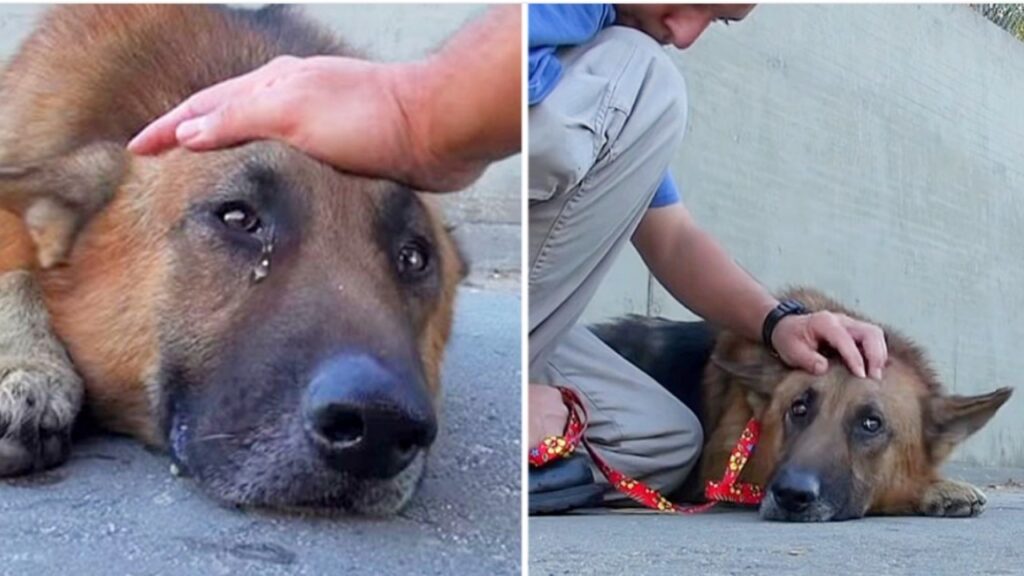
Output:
[129,56,463,187]
[632,205,888,382]
[771,311,887,380]
[128,6,521,192]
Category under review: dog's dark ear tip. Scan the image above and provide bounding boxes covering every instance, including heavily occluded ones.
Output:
[708,354,730,371]
[709,353,783,384]
[448,236,470,281]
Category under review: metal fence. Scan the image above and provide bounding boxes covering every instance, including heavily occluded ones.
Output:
[972,4,1024,41]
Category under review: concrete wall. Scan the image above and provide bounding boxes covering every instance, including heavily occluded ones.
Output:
[0,4,520,281]
[583,4,1024,467]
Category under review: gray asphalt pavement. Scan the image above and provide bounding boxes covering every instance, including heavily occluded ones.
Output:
[530,466,1024,576]
[0,288,521,576]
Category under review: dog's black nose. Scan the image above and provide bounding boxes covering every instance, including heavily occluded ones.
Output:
[770,468,821,513]
[303,354,436,479]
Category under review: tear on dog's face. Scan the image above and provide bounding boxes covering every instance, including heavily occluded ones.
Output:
[716,354,1011,522]
[27,142,464,515]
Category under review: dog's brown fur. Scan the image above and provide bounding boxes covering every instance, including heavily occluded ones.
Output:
[0,5,464,513]
[598,288,1012,520]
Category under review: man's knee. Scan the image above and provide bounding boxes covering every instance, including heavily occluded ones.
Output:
[597,414,702,499]
[651,406,703,485]
[606,396,703,493]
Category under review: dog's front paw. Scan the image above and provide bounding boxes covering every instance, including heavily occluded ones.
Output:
[920,480,987,518]
[0,361,82,476]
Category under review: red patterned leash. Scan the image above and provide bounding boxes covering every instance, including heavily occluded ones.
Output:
[528,386,763,513]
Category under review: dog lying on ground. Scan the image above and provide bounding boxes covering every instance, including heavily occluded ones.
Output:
[594,287,1012,521]
[0,5,465,514]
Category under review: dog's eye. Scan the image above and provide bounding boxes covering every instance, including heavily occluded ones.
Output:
[860,416,883,434]
[216,202,261,234]
[790,399,808,418]
[397,240,430,277]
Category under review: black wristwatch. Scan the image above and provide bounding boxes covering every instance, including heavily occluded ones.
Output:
[762,299,808,355]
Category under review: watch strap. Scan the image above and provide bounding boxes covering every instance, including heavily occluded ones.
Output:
[762,299,808,354]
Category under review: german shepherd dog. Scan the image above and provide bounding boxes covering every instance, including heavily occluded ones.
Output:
[594,288,1012,521]
[0,5,465,514]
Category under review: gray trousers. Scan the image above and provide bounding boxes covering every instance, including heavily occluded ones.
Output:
[529,27,703,501]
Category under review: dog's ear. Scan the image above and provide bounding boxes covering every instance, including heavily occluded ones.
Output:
[0,142,127,268]
[925,387,1013,463]
[710,351,789,397]
[443,225,470,282]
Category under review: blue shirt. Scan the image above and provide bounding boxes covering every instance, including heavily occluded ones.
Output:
[528,4,681,208]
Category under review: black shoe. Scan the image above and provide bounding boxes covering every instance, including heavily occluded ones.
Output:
[529,456,604,515]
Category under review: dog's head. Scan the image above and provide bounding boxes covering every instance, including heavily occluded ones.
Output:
[2,141,465,514]
[714,338,1011,522]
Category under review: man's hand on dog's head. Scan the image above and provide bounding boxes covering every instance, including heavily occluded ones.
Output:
[127,55,482,192]
[772,311,888,381]
[127,6,522,193]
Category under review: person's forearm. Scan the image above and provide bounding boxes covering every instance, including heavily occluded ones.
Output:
[634,207,777,341]
[400,6,522,175]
